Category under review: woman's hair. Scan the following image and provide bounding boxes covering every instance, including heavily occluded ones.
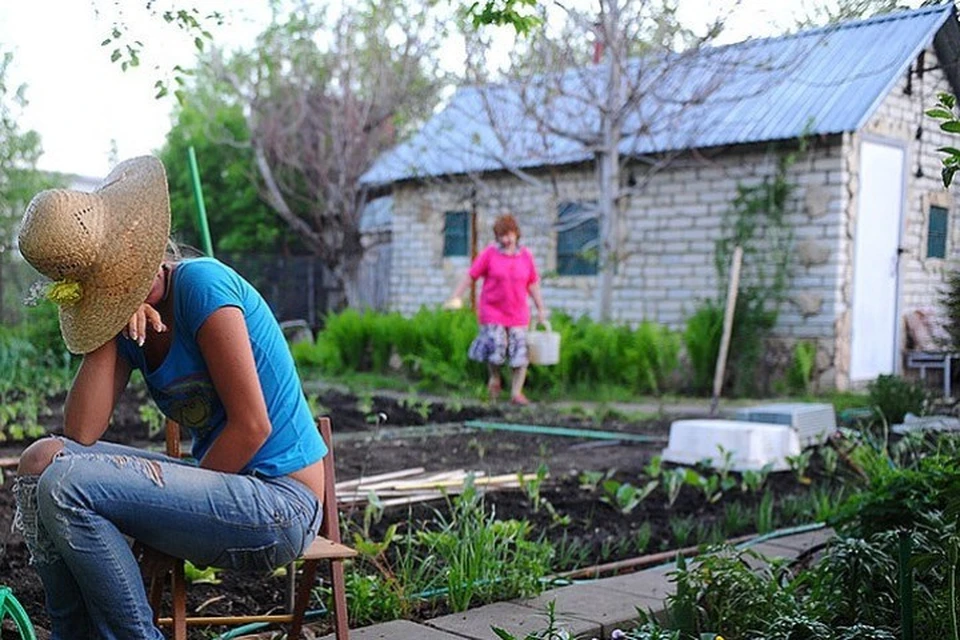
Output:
[493,214,521,240]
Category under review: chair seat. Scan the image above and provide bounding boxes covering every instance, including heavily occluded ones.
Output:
[303,536,358,561]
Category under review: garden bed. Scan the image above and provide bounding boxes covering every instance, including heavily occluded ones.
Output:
[0,387,824,638]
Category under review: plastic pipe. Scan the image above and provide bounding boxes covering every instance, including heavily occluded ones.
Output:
[463,420,668,443]
[733,522,826,550]
[187,146,215,258]
[0,587,36,640]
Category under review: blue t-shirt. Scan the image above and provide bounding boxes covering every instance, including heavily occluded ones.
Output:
[117,258,327,477]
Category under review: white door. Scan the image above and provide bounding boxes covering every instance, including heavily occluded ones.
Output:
[849,139,904,383]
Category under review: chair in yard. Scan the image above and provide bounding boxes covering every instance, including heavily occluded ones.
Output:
[904,309,958,398]
[141,416,356,640]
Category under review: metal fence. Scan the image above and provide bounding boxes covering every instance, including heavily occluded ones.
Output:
[218,253,340,328]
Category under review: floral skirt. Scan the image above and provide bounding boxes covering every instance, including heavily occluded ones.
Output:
[468,324,529,368]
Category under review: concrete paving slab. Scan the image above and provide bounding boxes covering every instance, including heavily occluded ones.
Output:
[521,582,662,636]
[316,619,465,640]
[427,601,601,640]
[760,528,834,555]
[589,564,678,602]
[735,542,808,572]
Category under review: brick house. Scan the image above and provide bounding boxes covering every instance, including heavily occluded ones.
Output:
[361,5,960,391]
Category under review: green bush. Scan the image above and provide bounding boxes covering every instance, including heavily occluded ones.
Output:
[786,340,818,394]
[683,295,777,397]
[295,307,684,397]
[683,302,723,395]
[867,374,928,425]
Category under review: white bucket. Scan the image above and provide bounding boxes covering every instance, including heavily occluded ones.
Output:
[527,320,561,366]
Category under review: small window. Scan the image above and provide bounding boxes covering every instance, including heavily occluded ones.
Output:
[443,211,470,257]
[556,202,599,276]
[928,205,948,259]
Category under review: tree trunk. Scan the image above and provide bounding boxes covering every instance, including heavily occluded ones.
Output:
[596,0,623,322]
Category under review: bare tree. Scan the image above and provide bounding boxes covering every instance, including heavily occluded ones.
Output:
[208,0,445,307]
[452,0,746,320]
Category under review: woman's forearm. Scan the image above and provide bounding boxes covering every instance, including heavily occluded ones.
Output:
[529,283,546,315]
[451,272,473,300]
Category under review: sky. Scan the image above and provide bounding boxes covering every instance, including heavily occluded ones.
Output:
[0,0,928,178]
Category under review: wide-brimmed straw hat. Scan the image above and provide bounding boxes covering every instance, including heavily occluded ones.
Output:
[18,156,171,354]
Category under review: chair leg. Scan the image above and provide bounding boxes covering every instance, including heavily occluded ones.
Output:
[290,560,319,639]
[148,574,163,626]
[170,562,188,640]
[330,559,349,640]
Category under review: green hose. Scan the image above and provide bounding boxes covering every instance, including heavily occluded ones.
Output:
[463,420,668,443]
[214,607,328,640]
[0,586,36,640]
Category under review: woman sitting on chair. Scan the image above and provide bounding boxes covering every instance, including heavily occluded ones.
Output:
[13,156,327,640]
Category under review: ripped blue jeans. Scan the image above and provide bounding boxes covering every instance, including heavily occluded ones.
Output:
[13,437,323,640]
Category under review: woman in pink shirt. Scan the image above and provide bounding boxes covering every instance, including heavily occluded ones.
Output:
[447,214,547,405]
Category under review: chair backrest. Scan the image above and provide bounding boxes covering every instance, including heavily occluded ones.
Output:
[317,417,342,544]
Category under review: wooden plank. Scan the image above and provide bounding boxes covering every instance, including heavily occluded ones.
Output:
[391,473,534,490]
[336,467,425,490]
[711,245,743,416]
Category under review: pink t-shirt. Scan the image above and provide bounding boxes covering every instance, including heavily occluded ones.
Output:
[469,244,539,327]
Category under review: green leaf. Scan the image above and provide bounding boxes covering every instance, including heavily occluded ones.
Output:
[925,108,953,119]
[100,38,112,47]
[937,147,960,156]
[940,121,960,133]
[943,166,956,188]
[110,49,121,63]
[939,92,957,109]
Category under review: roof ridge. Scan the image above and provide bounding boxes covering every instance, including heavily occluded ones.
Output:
[725,2,953,49]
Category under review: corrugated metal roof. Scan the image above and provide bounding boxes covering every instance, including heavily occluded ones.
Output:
[362,3,956,186]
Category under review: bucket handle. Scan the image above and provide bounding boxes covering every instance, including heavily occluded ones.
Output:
[529,319,552,332]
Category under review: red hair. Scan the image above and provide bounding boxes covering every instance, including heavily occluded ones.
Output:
[493,214,521,239]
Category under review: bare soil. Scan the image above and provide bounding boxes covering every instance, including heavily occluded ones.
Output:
[0,387,807,638]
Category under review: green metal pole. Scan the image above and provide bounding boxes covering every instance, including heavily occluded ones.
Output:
[187,146,214,258]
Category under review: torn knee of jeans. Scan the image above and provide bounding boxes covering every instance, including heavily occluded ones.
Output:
[57,452,166,487]
[107,455,165,486]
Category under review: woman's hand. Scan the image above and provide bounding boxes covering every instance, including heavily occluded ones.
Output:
[123,303,166,346]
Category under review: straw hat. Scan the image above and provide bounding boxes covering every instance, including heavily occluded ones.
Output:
[18,156,171,354]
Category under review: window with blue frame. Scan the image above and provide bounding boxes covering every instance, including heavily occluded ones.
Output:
[556,201,599,276]
[928,205,948,259]
[443,210,470,257]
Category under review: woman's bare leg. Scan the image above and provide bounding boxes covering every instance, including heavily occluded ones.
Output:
[510,365,528,403]
[487,363,502,400]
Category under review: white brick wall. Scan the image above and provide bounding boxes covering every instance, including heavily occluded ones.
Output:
[389,144,845,338]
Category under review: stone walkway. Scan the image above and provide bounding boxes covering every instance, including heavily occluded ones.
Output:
[316,526,835,640]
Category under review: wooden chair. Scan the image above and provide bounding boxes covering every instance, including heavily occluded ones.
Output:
[141,416,356,640]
